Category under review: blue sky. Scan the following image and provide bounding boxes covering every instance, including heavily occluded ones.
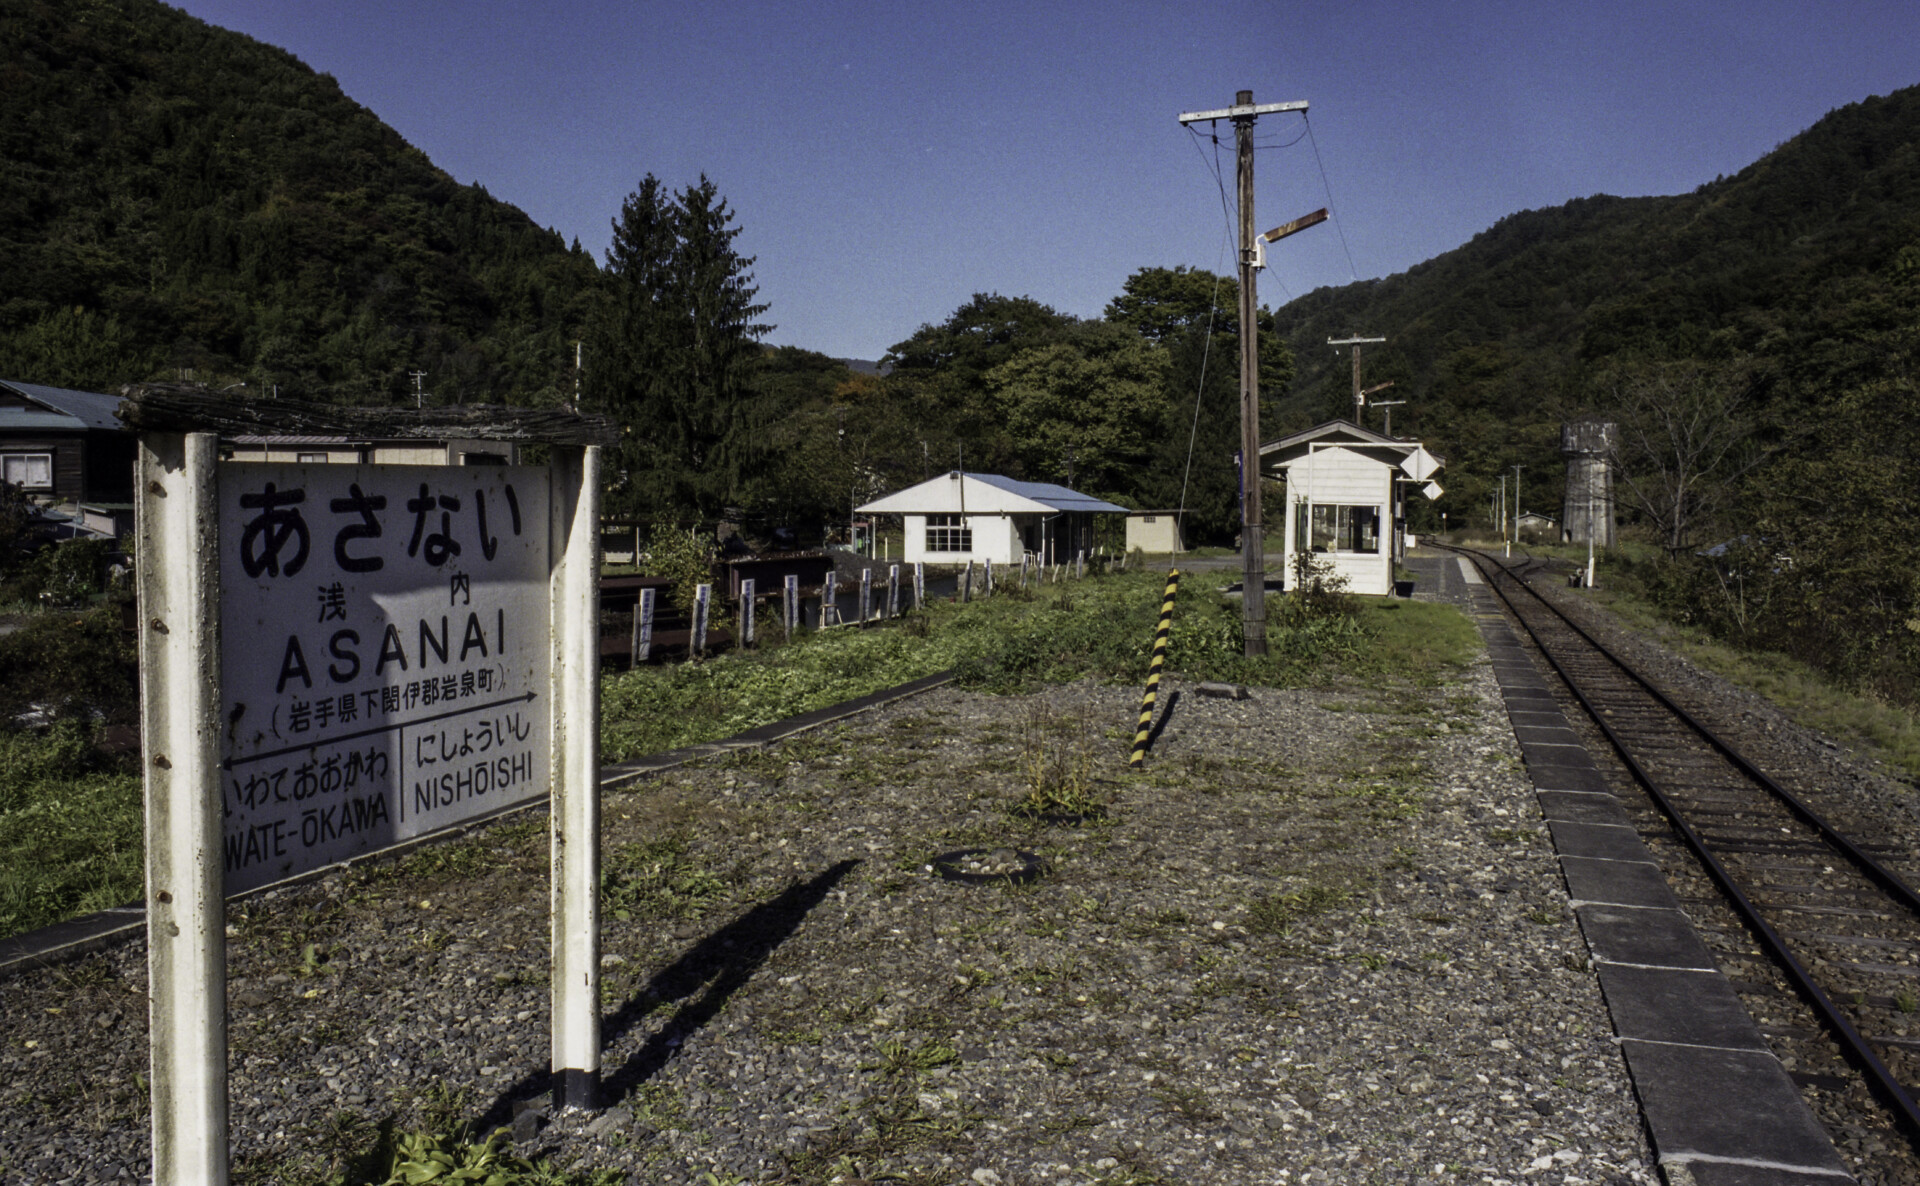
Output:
[172,1,1918,361]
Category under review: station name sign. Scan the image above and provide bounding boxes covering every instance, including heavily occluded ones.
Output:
[218,463,550,892]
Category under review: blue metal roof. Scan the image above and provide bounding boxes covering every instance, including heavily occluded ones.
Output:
[963,473,1128,514]
[0,380,125,431]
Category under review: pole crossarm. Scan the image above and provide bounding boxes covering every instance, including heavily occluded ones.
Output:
[1178,99,1308,124]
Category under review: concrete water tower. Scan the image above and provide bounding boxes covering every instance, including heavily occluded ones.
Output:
[1561,418,1616,548]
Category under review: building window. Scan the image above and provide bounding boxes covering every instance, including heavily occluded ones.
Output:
[924,514,972,553]
[1142,515,1157,523]
[1,452,53,490]
[1309,504,1380,554]
[296,452,328,463]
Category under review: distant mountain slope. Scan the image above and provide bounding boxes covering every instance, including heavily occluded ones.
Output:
[1270,84,1920,515]
[0,0,599,403]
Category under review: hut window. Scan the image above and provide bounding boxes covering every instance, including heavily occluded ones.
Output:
[1309,504,1380,554]
[925,514,972,553]
[1,452,53,490]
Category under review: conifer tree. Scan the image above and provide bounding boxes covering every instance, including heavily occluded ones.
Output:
[589,175,770,516]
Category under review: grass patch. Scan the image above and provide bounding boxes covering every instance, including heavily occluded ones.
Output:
[0,723,143,939]
[601,569,1481,761]
[1584,581,1920,783]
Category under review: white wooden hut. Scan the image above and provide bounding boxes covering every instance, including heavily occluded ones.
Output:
[856,472,1126,566]
[1260,420,1443,596]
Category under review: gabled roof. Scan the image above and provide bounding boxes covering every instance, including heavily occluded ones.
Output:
[857,472,1127,516]
[1259,417,1445,479]
[0,380,126,432]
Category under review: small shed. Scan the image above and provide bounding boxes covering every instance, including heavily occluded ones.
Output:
[856,472,1125,566]
[1260,419,1443,596]
[1125,510,1184,555]
[0,379,136,506]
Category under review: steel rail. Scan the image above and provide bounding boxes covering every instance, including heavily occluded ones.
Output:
[1478,550,1920,919]
[1450,545,1920,1140]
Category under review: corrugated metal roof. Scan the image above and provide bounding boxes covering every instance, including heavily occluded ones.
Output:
[0,380,125,431]
[965,473,1128,514]
[857,472,1127,516]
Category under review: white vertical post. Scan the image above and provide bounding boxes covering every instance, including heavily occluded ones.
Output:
[691,583,712,655]
[912,562,925,611]
[962,561,973,603]
[783,573,799,640]
[633,586,655,665]
[983,558,994,596]
[1076,549,1086,579]
[822,571,838,627]
[859,568,873,624]
[740,577,756,647]
[549,445,602,1113]
[139,432,228,1185]
[886,564,900,619]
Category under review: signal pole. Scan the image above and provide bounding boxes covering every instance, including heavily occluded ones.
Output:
[1328,336,1386,426]
[1179,89,1307,658]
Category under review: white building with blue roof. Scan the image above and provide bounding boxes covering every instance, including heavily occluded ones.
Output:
[856,471,1127,566]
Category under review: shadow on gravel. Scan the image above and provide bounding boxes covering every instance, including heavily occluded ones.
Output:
[1142,688,1181,753]
[475,859,860,1131]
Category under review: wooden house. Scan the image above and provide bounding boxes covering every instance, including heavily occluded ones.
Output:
[856,472,1125,566]
[0,379,136,508]
[1260,420,1443,596]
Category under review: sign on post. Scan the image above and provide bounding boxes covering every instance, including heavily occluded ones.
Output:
[691,582,711,656]
[219,464,551,893]
[822,571,839,627]
[887,564,900,619]
[634,586,655,664]
[912,562,925,611]
[740,578,756,647]
[128,384,615,1183]
[859,568,872,624]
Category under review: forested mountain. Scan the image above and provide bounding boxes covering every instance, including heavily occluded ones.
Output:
[0,0,598,403]
[1271,85,1920,533]
[1269,84,1919,700]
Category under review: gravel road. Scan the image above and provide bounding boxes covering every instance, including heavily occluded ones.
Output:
[1,650,1659,1184]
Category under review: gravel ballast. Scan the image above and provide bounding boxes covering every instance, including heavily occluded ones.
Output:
[1,652,1659,1184]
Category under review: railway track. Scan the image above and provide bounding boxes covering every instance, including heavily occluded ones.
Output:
[1451,545,1920,1174]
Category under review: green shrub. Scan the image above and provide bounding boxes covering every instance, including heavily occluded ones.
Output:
[0,603,138,726]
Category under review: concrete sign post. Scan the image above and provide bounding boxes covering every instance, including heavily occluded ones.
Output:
[822,571,838,627]
[547,446,602,1112]
[740,577,756,648]
[859,568,872,624]
[139,432,228,1185]
[912,562,925,612]
[886,564,900,619]
[127,386,616,1178]
[783,574,799,640]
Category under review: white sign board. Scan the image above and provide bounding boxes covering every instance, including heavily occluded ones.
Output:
[217,463,551,892]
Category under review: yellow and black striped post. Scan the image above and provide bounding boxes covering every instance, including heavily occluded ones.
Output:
[1130,569,1180,768]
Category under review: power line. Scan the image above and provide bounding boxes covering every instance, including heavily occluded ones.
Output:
[1303,114,1361,283]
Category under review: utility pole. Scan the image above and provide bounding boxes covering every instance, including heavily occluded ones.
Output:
[1180,89,1307,657]
[409,369,427,409]
[1328,336,1387,426]
[1373,397,1406,437]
